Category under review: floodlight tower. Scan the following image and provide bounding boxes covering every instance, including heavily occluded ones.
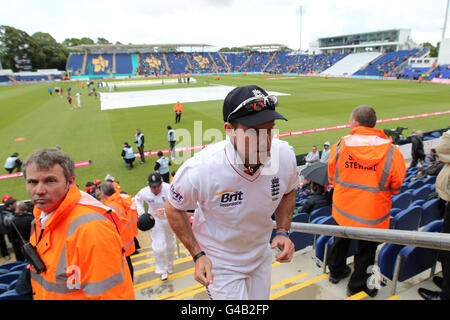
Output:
[296,5,305,52]
[443,0,450,41]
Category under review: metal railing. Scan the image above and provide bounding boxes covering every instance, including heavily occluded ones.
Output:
[282,221,450,251]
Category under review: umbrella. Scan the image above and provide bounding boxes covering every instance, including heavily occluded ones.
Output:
[301,162,329,186]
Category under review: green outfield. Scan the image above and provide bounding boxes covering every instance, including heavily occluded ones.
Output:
[1,74,449,200]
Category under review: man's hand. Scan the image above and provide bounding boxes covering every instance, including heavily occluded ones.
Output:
[154,208,165,218]
[194,255,213,287]
[270,235,295,263]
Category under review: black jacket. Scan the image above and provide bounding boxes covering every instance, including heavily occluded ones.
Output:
[8,213,33,244]
[299,192,330,214]
[410,135,425,160]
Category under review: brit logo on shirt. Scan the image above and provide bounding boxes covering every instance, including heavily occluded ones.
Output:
[170,184,183,203]
[271,177,280,201]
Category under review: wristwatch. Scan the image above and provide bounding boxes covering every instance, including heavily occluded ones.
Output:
[275,228,290,238]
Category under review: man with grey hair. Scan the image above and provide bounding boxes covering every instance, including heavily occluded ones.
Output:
[22,148,135,299]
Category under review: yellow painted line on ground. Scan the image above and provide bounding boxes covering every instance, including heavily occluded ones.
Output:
[345,291,367,300]
[165,261,284,300]
[134,267,195,291]
[154,283,204,300]
[131,249,153,259]
[134,255,193,276]
[169,287,206,300]
[133,248,189,266]
[270,273,328,300]
[387,296,401,300]
[270,272,309,291]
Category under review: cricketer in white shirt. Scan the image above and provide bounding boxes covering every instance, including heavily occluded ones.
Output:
[166,134,299,299]
[135,181,175,277]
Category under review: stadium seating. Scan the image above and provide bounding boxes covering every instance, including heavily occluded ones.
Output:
[290,213,314,251]
[0,261,25,270]
[390,205,422,230]
[0,271,23,286]
[354,49,419,76]
[308,206,332,223]
[407,179,425,190]
[419,198,445,227]
[66,53,85,75]
[0,287,32,300]
[391,192,413,210]
[115,54,134,75]
[411,184,433,201]
[378,220,443,295]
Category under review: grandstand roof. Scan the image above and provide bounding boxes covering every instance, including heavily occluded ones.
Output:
[69,44,213,53]
[243,44,288,51]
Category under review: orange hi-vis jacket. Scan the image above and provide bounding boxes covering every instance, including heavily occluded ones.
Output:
[173,103,183,115]
[29,185,135,300]
[119,192,139,237]
[328,126,406,229]
[103,192,136,257]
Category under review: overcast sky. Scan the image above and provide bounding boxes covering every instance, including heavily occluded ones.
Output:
[1,0,448,50]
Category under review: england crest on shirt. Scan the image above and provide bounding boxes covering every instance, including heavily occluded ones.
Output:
[271,177,280,201]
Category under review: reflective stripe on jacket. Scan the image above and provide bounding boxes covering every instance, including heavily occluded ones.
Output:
[29,186,135,300]
[328,126,406,229]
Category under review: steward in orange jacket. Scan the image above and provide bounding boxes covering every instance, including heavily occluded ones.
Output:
[173,101,183,123]
[118,192,139,238]
[24,148,135,300]
[98,182,136,280]
[326,105,406,297]
[29,186,135,300]
[328,125,406,229]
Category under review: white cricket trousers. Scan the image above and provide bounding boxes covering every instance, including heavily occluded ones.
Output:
[205,250,272,300]
[150,217,176,274]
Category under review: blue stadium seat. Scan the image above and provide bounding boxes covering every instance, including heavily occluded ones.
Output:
[407,179,425,190]
[8,264,26,273]
[309,206,332,222]
[378,243,405,281]
[391,192,413,210]
[411,184,433,201]
[0,261,24,270]
[410,199,426,208]
[0,289,32,300]
[422,176,436,185]
[390,205,422,230]
[0,271,23,285]
[389,208,402,218]
[419,198,445,227]
[290,213,314,251]
[394,221,442,295]
[378,221,442,295]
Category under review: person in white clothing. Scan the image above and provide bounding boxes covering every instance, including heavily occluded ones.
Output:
[76,92,81,108]
[320,142,331,163]
[305,145,320,166]
[165,85,299,300]
[135,172,175,281]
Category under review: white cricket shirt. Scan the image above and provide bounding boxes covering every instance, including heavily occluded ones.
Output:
[135,182,171,220]
[168,137,299,266]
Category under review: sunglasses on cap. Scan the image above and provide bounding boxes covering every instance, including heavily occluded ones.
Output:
[227,95,278,123]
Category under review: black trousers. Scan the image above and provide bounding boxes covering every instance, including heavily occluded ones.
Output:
[440,202,450,300]
[126,255,134,282]
[0,233,8,257]
[138,146,145,162]
[161,172,170,183]
[175,112,181,123]
[327,237,379,292]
